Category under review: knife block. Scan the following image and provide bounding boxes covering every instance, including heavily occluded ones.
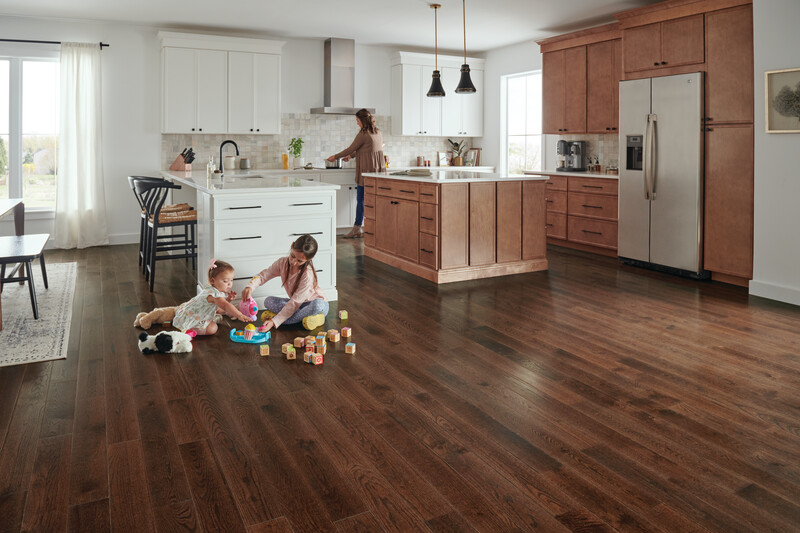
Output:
[169,155,192,172]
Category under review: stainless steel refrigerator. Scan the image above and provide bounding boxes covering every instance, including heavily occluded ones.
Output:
[618,72,707,278]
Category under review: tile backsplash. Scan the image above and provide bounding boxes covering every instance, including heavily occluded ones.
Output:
[162,114,469,170]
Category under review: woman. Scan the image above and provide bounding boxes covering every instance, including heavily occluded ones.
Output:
[327,108,385,238]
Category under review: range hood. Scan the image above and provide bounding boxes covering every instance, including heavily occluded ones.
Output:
[310,38,375,115]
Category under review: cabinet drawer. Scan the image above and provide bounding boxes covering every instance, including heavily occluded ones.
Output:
[364,193,376,220]
[419,203,438,235]
[230,252,333,299]
[568,216,618,249]
[545,190,567,213]
[364,177,376,194]
[213,193,333,220]
[363,218,375,247]
[376,179,420,201]
[569,177,618,196]
[568,192,618,220]
[545,175,568,191]
[215,217,333,258]
[419,183,439,204]
[546,212,567,239]
[419,233,438,269]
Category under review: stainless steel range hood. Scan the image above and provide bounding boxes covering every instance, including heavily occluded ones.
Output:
[310,38,375,115]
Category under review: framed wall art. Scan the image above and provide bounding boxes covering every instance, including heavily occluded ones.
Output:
[464,148,481,166]
[436,151,451,166]
[765,67,800,133]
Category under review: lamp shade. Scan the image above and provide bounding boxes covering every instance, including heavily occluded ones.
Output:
[455,64,476,93]
[427,70,445,97]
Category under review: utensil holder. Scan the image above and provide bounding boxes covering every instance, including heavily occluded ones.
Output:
[169,155,192,171]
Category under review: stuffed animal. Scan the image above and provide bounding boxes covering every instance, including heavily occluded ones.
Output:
[138,331,193,354]
[133,306,177,330]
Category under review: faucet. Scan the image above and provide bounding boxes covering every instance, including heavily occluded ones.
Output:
[219,140,239,174]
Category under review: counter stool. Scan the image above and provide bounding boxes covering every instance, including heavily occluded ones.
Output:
[0,233,49,319]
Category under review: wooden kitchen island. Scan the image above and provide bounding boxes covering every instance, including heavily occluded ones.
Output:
[362,170,549,283]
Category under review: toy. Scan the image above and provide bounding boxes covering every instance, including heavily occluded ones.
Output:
[133,306,177,329]
[341,327,352,338]
[238,297,258,321]
[338,310,348,319]
[345,343,356,354]
[261,310,276,322]
[258,324,270,333]
[304,344,314,353]
[316,334,326,345]
[138,331,192,354]
[303,352,314,363]
[294,337,305,347]
[260,345,270,356]
[282,343,293,354]
[243,324,257,340]
[286,346,296,360]
[327,329,340,342]
[304,335,316,345]
[304,352,323,365]
[316,343,327,355]
[229,328,271,344]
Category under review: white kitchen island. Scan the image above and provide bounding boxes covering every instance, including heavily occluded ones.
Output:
[162,169,339,301]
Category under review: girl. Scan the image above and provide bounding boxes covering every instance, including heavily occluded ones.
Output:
[173,259,253,337]
[240,234,328,331]
[327,108,385,239]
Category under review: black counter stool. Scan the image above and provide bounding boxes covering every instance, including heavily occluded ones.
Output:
[0,233,50,319]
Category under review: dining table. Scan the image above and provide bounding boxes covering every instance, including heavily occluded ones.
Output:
[0,198,25,331]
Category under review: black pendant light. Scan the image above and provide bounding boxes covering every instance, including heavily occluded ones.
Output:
[455,0,476,94]
[427,4,445,97]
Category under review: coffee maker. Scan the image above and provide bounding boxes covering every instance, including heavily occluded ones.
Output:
[556,140,587,172]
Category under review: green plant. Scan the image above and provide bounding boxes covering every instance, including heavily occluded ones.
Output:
[447,138,468,157]
[288,137,304,158]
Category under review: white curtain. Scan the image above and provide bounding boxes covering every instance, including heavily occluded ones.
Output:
[54,42,109,249]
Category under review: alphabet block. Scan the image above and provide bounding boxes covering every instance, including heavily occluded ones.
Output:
[338,310,348,319]
[341,327,352,338]
[260,345,270,356]
[345,343,356,354]
[281,343,292,354]
[316,344,327,355]
[294,337,305,348]
[286,347,296,360]
[304,335,315,345]
[327,329,340,342]
[313,353,323,365]
[304,352,314,364]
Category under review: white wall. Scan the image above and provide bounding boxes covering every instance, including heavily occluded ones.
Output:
[750,0,800,306]
[480,40,542,171]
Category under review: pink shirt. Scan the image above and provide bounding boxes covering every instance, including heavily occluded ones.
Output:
[245,257,326,327]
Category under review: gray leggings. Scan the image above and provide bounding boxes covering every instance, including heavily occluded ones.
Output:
[262,296,329,326]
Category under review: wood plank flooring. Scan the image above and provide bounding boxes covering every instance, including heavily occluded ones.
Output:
[1,240,799,532]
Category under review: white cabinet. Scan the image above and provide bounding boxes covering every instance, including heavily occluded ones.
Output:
[336,185,358,229]
[162,47,227,134]
[228,52,281,135]
[391,64,442,136]
[441,67,484,137]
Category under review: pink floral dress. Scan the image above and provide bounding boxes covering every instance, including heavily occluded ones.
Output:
[172,286,225,332]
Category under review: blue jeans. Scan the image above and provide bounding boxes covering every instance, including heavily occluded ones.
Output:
[355,185,365,226]
[262,296,329,326]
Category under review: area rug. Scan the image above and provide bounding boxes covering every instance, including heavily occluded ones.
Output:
[0,262,77,368]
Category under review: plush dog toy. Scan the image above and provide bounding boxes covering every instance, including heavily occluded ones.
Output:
[133,306,177,330]
[138,331,192,354]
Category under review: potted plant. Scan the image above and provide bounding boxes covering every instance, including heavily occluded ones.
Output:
[447,138,468,166]
[288,137,304,168]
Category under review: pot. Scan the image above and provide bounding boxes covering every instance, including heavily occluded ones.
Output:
[325,158,343,169]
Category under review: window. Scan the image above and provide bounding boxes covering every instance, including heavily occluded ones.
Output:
[0,47,59,208]
[504,71,542,174]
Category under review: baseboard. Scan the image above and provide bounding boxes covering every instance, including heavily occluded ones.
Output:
[749,280,800,307]
[108,233,140,246]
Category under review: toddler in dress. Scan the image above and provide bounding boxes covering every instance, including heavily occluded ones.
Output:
[173,259,253,337]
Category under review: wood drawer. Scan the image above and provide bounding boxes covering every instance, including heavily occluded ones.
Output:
[364,177,376,194]
[568,192,618,220]
[419,203,438,235]
[568,216,618,249]
[375,179,419,201]
[545,175,568,191]
[213,193,333,220]
[215,217,334,258]
[364,193,376,220]
[546,212,567,239]
[419,233,438,269]
[569,177,618,196]
[545,190,567,214]
[419,183,439,204]
[363,218,375,247]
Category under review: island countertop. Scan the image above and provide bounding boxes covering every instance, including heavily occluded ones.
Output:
[162,169,341,194]
[362,170,549,183]
[524,169,619,180]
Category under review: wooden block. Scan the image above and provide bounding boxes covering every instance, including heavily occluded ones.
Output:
[304,335,315,345]
[316,344,327,355]
[313,353,323,365]
[327,330,340,342]
[341,327,351,338]
[286,348,296,360]
[316,334,326,344]
[345,343,356,354]
[281,343,292,354]
[293,337,305,347]
[338,310,348,319]
[304,352,314,364]
[304,344,314,353]
[260,345,270,356]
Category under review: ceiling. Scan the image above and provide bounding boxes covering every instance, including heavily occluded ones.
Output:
[0,0,663,53]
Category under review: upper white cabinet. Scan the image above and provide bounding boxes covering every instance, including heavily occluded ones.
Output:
[228,52,281,134]
[159,32,285,135]
[391,52,485,138]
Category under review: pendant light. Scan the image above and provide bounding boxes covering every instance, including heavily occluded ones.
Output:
[427,4,445,97]
[455,0,476,93]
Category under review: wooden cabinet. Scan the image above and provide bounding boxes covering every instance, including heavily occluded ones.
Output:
[440,183,469,269]
[542,47,587,134]
[162,47,227,134]
[391,64,442,136]
[227,52,281,134]
[441,67,484,136]
[705,5,753,124]
[704,123,753,279]
[623,14,705,73]
[586,39,622,133]
[375,196,419,263]
[469,182,496,266]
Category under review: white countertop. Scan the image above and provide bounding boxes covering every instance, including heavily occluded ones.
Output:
[162,169,341,194]
[524,169,619,180]
[363,170,548,184]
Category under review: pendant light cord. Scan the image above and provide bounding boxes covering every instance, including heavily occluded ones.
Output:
[434,5,439,70]
[462,0,467,63]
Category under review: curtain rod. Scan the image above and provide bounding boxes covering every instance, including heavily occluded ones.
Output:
[0,39,109,48]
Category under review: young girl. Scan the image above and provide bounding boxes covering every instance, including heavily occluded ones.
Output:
[173,259,253,337]
[240,234,328,331]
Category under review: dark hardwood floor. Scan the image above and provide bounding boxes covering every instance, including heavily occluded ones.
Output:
[1,240,799,532]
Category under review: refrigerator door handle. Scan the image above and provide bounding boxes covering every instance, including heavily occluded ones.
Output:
[645,114,657,200]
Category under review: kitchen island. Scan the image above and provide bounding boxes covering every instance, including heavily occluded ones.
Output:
[162,169,339,300]
[361,170,550,283]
